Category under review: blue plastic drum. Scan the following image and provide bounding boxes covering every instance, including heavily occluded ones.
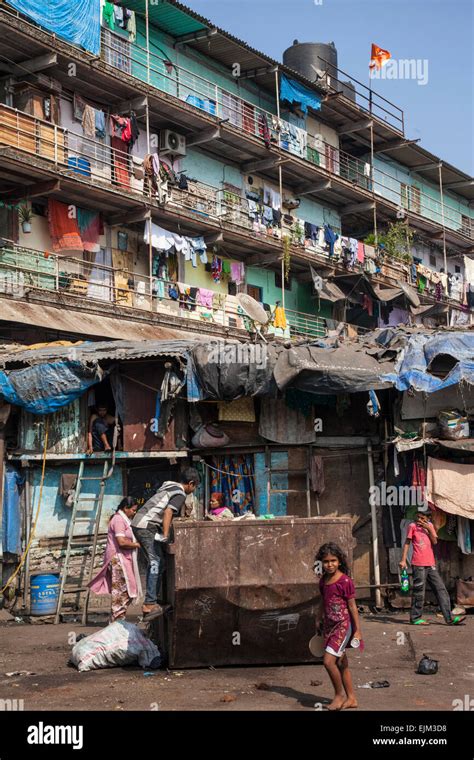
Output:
[30,573,60,616]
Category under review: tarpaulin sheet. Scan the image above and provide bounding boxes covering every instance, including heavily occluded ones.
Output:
[383,332,474,392]
[0,361,103,414]
[280,73,322,114]
[1,465,24,556]
[7,0,101,55]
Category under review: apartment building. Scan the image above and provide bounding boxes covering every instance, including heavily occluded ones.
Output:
[0,0,472,347]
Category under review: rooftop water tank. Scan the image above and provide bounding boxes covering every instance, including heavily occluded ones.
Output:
[283,40,338,88]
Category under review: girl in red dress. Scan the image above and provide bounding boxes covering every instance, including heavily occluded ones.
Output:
[314,542,362,710]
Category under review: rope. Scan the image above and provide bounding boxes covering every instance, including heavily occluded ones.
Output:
[0,416,49,595]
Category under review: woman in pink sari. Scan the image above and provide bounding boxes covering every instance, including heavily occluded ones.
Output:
[89,497,142,622]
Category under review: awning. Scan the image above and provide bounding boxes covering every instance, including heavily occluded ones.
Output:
[0,300,198,342]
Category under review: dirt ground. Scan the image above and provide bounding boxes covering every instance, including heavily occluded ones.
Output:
[0,608,472,712]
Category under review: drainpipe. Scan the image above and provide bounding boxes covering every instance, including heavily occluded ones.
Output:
[367,440,382,607]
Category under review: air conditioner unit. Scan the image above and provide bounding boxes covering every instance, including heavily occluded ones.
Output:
[160,129,186,156]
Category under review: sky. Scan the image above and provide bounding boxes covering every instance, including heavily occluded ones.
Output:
[189,0,474,175]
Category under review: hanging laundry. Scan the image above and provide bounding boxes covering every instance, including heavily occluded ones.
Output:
[129,112,140,149]
[247,198,258,219]
[95,109,106,139]
[144,220,175,251]
[357,241,365,263]
[197,288,214,308]
[48,199,83,253]
[111,137,130,187]
[273,305,287,329]
[127,10,136,42]
[211,256,222,283]
[87,248,112,301]
[102,1,115,29]
[113,5,123,25]
[457,516,472,554]
[77,208,102,253]
[82,104,96,138]
[230,262,245,285]
[262,205,273,226]
[324,224,337,256]
[73,93,86,121]
[258,113,271,148]
[221,259,231,276]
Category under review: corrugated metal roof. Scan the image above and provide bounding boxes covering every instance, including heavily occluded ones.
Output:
[0,338,199,367]
[122,0,207,36]
[0,300,200,343]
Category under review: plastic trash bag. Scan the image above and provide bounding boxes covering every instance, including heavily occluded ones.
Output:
[70,621,161,672]
[416,654,438,675]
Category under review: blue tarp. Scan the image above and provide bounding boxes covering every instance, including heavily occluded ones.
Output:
[7,0,101,55]
[280,73,322,115]
[382,332,474,392]
[1,466,24,556]
[0,361,103,414]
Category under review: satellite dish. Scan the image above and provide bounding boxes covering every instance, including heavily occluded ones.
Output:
[398,281,420,308]
[237,293,269,325]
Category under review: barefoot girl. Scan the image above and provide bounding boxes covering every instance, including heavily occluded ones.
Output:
[314,542,362,710]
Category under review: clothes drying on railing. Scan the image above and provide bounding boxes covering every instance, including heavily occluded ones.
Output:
[77,208,103,254]
[144,221,207,268]
[102,1,136,39]
[48,199,84,253]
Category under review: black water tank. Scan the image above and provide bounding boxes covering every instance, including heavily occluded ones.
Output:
[283,40,338,86]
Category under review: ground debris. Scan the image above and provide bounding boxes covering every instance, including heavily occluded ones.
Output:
[310,680,322,686]
[220,694,237,703]
[255,682,270,690]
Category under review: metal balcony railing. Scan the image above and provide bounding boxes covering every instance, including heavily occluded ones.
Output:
[0,98,471,243]
[99,31,471,240]
[0,243,334,339]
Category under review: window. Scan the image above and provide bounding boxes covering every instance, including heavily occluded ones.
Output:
[247,284,263,302]
[455,265,461,274]
[103,30,131,74]
[410,186,421,214]
[400,183,409,210]
[274,272,292,291]
[461,216,472,238]
[429,254,437,267]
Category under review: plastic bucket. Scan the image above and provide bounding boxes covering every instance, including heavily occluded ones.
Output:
[30,573,60,616]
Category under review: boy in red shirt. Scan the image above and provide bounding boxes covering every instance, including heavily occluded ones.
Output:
[399,510,465,625]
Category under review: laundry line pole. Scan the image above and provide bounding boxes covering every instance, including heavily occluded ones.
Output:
[438,163,449,325]
[367,441,382,608]
[274,67,285,311]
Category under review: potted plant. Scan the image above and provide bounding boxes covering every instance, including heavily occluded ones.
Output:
[19,205,33,233]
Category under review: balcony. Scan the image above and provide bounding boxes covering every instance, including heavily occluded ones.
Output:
[0,244,328,340]
[97,30,472,244]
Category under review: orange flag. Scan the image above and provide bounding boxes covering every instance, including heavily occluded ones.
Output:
[369,43,391,70]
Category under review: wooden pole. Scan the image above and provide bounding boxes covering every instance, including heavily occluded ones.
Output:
[274,67,286,311]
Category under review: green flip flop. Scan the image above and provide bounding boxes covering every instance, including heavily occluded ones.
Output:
[411,619,430,625]
[449,615,466,625]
